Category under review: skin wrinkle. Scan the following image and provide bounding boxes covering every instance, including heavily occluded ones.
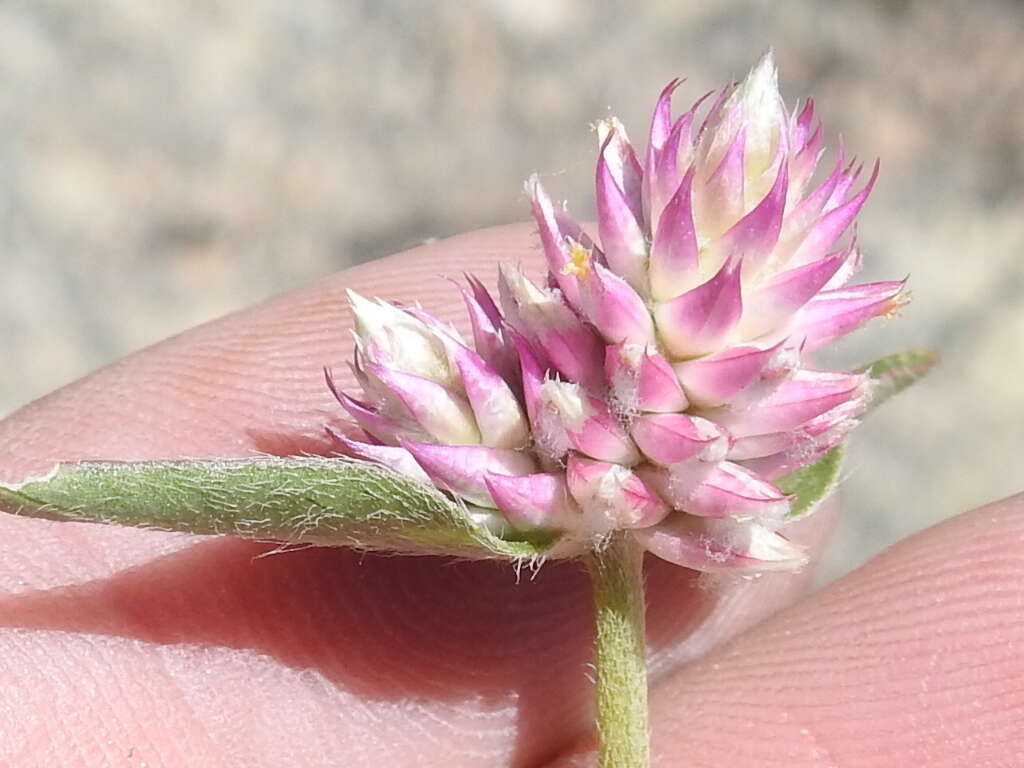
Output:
[149,655,239,768]
[0,224,1015,766]
[96,641,199,768]
[126,647,222,768]
[3,633,65,761]
[16,633,166,768]
[704,612,1020,690]
[83,639,154,762]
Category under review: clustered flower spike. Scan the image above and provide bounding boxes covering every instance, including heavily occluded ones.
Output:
[328,53,906,572]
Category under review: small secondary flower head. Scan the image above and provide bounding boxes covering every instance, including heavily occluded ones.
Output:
[329,53,905,572]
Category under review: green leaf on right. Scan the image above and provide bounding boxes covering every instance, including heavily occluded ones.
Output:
[777,446,843,520]
[775,348,937,520]
[860,348,938,413]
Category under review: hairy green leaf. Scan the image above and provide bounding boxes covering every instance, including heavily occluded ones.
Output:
[0,457,555,561]
[861,348,938,412]
[777,446,843,519]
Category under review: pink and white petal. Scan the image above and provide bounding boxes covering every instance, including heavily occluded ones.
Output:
[449,345,530,449]
[697,81,736,143]
[401,440,537,508]
[824,159,864,213]
[498,264,605,390]
[673,341,794,409]
[695,125,746,238]
[788,161,879,267]
[821,240,863,291]
[605,344,689,414]
[790,99,819,152]
[727,396,858,460]
[623,352,690,416]
[349,336,369,374]
[367,364,482,446]
[462,279,519,381]
[732,52,788,180]
[596,117,645,223]
[566,455,671,532]
[654,257,744,358]
[665,461,792,521]
[325,369,415,445]
[740,436,842,480]
[790,99,816,147]
[650,167,701,301]
[712,370,868,437]
[328,433,431,483]
[650,103,701,221]
[347,292,458,386]
[788,122,823,204]
[527,174,583,309]
[787,280,907,350]
[643,78,683,223]
[459,283,503,359]
[509,330,546,429]
[508,332,580,469]
[568,412,642,467]
[648,79,682,153]
[739,249,848,338]
[484,472,580,532]
[636,349,690,413]
[775,147,847,263]
[727,431,800,462]
[713,162,789,275]
[535,323,606,392]
[635,516,807,572]
[579,263,655,346]
[630,413,729,466]
[596,136,649,292]
[541,380,640,466]
[464,273,504,328]
[733,397,864,473]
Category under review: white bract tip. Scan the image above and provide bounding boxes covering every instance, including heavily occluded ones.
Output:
[346,290,455,386]
[540,379,590,431]
[735,51,787,186]
[743,523,807,564]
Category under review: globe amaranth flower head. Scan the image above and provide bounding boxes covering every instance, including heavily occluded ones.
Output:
[327,53,906,573]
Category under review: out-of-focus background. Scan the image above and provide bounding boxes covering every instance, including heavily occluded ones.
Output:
[1,0,1022,581]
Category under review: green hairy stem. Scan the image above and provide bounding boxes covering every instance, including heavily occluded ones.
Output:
[586,533,650,768]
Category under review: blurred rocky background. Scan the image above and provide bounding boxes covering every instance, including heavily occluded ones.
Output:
[1,0,1022,581]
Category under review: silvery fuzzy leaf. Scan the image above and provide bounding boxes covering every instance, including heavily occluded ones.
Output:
[0,457,560,561]
[860,348,938,412]
[776,445,843,520]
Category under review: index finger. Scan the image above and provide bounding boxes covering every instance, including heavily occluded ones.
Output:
[0,224,834,767]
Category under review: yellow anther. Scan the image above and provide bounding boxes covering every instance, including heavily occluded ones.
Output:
[561,242,593,278]
[883,288,912,320]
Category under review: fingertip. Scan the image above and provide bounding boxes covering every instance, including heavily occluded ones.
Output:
[0,223,543,477]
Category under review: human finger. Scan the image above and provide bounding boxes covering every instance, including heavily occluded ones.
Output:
[0,224,834,766]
